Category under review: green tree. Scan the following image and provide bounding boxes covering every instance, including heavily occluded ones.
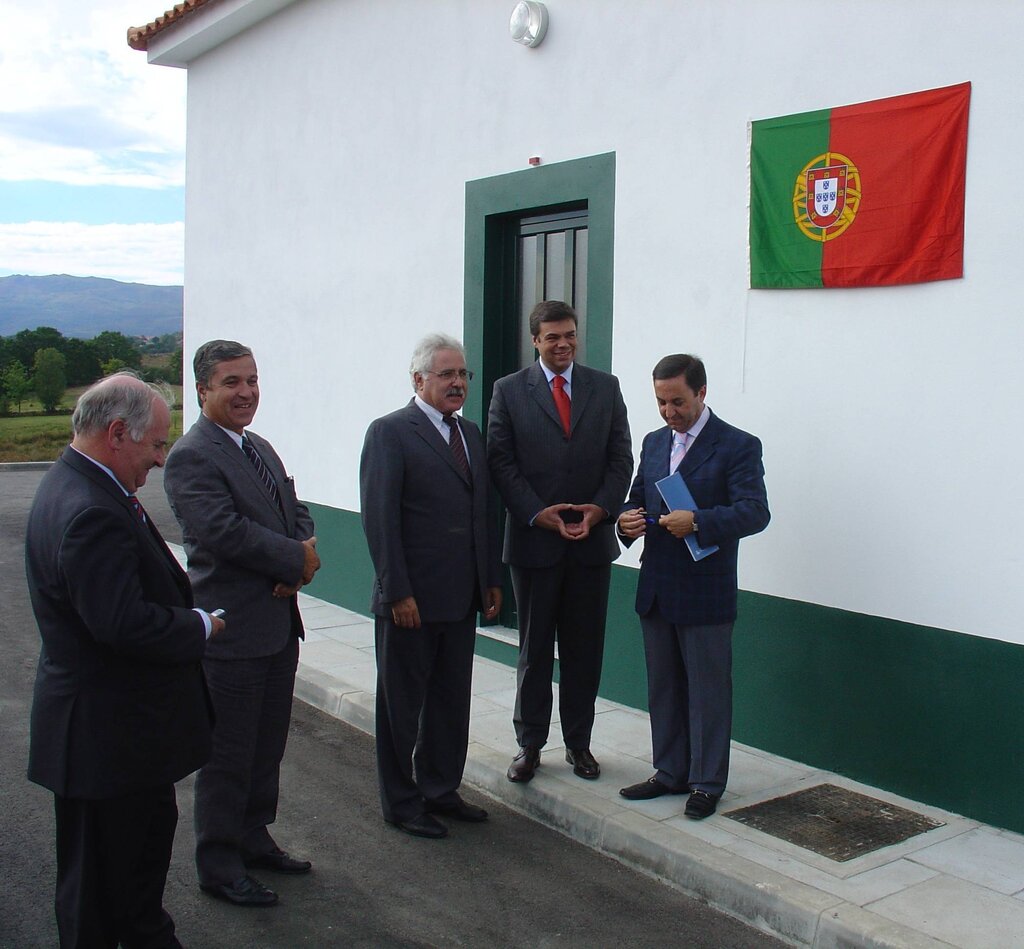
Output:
[2,360,31,412]
[90,331,142,370]
[63,337,102,387]
[32,348,67,413]
[101,357,128,376]
[167,346,183,385]
[9,327,65,369]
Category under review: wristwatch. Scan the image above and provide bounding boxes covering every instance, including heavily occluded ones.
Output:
[691,517,699,533]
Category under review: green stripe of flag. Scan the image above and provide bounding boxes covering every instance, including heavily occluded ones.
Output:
[750,108,830,288]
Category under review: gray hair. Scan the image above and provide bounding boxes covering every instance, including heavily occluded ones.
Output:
[72,371,172,441]
[408,333,465,391]
[193,339,254,388]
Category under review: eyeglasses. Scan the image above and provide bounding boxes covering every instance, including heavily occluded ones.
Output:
[423,369,474,382]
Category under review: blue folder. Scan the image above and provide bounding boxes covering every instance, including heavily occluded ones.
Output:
[655,472,720,562]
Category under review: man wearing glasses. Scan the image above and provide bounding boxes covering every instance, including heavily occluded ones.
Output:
[360,333,502,839]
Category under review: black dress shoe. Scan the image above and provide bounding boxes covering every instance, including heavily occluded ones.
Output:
[507,746,541,783]
[386,813,449,839]
[200,875,278,907]
[425,797,489,822]
[619,776,687,800]
[244,847,312,874]
[684,790,720,819]
[565,747,600,779]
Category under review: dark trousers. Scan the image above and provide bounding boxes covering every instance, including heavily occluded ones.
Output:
[194,635,299,886]
[511,560,610,750]
[640,612,734,795]
[53,784,180,949]
[374,612,476,823]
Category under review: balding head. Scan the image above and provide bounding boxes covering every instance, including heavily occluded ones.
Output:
[72,372,171,441]
[71,372,174,493]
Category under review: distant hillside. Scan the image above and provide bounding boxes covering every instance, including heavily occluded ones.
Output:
[0,274,183,338]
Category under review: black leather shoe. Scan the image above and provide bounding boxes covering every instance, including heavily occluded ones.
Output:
[565,747,600,779]
[386,813,449,839]
[684,790,720,819]
[425,797,489,822]
[200,875,278,907]
[507,746,541,783]
[244,847,312,874]
[619,776,687,800]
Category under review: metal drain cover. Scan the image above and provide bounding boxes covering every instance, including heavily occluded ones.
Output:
[724,783,945,862]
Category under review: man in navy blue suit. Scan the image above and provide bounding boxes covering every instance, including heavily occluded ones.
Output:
[617,354,769,819]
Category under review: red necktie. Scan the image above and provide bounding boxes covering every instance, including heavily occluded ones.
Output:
[552,375,571,437]
[129,496,147,523]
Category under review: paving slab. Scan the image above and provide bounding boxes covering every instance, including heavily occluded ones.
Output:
[183,566,1023,949]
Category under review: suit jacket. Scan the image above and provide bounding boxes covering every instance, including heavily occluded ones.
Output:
[622,411,770,626]
[164,414,315,660]
[25,447,212,799]
[487,361,633,568]
[359,401,501,622]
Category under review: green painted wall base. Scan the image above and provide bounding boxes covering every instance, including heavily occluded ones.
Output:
[304,501,1024,834]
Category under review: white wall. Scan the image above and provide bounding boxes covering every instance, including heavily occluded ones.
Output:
[175,0,1024,643]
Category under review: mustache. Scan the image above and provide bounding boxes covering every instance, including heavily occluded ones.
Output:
[445,388,465,398]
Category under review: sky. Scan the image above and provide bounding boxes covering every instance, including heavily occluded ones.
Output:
[0,0,186,286]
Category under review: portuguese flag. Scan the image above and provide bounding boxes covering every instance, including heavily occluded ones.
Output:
[750,82,970,289]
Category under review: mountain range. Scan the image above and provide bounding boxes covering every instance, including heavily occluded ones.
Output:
[0,274,183,338]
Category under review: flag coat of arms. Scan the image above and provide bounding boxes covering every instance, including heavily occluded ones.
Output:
[749,82,970,289]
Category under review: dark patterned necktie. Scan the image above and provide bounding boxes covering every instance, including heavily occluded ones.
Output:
[552,374,571,436]
[443,416,472,481]
[242,435,281,505]
[129,495,147,523]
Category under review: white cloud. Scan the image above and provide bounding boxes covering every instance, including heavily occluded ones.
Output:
[0,1,185,188]
[0,221,184,285]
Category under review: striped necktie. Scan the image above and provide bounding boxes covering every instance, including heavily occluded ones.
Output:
[129,495,147,523]
[443,416,472,481]
[242,435,281,506]
[669,432,688,474]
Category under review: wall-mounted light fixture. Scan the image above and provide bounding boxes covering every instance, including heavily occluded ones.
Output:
[509,1,549,48]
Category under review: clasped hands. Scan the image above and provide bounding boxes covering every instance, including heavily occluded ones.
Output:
[617,508,695,539]
[272,536,321,598]
[534,503,606,541]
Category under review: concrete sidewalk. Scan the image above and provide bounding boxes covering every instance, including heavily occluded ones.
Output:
[197,555,1024,949]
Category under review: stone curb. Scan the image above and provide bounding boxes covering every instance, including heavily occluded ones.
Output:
[0,461,54,471]
[294,668,949,949]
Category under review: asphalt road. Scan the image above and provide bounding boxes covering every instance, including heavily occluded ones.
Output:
[1,464,783,948]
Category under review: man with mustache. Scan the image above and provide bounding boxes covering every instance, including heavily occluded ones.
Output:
[165,340,320,906]
[487,301,633,784]
[360,333,502,838]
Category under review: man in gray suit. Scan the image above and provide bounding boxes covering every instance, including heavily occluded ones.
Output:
[360,333,502,839]
[164,340,320,907]
[488,301,633,783]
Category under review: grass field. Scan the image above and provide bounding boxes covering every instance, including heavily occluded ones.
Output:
[0,386,185,463]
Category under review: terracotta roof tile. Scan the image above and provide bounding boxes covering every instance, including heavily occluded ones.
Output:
[127,0,220,52]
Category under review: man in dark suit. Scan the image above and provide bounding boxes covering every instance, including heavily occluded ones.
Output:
[164,340,320,906]
[487,300,633,783]
[617,354,769,818]
[360,333,502,839]
[25,372,221,947]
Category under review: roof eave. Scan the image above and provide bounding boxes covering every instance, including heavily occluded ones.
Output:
[130,0,299,68]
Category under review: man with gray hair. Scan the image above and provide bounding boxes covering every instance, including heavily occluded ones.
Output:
[165,340,319,907]
[360,333,502,838]
[25,371,221,947]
